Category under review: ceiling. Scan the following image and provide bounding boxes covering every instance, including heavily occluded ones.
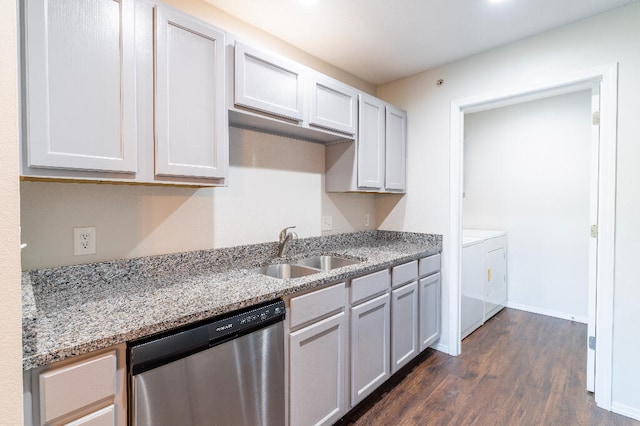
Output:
[204,0,638,85]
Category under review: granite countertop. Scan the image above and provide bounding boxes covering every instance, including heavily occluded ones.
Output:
[22,230,442,370]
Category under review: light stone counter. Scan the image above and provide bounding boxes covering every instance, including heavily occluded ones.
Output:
[22,231,441,370]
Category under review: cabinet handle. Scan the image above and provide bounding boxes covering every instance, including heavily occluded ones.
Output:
[488,268,492,281]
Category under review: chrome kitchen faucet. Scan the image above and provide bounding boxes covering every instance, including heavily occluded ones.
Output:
[278,226,297,257]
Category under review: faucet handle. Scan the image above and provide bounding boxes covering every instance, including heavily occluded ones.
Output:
[279,226,296,242]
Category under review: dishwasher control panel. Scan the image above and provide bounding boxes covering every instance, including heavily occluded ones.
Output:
[129,299,286,376]
[209,300,286,340]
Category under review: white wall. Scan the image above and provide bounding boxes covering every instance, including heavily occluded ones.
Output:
[0,0,24,421]
[19,0,377,270]
[376,3,640,416]
[463,91,591,322]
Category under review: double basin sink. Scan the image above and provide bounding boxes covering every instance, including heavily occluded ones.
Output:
[253,255,360,279]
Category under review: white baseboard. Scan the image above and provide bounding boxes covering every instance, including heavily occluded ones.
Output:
[506,302,588,324]
[432,342,449,354]
[612,402,640,421]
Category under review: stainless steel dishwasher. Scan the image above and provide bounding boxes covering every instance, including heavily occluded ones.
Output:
[129,299,286,426]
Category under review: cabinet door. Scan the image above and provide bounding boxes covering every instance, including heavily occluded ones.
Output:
[24,0,137,173]
[385,105,407,192]
[391,281,419,373]
[235,42,304,121]
[39,352,116,425]
[357,94,385,189]
[419,273,441,351]
[309,75,357,135]
[351,293,390,407]
[290,312,348,426]
[154,8,227,179]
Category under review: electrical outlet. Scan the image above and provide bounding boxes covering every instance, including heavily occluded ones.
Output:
[321,215,333,231]
[74,227,96,255]
[364,213,370,227]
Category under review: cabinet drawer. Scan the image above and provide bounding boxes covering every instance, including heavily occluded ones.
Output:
[351,269,390,305]
[39,352,117,424]
[290,282,347,329]
[419,254,441,277]
[64,405,115,426]
[391,260,418,288]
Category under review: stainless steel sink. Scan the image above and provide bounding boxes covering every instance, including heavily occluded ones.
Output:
[253,263,319,279]
[294,255,360,271]
[253,255,360,279]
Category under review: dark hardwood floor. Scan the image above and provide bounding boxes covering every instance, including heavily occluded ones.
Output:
[344,308,638,426]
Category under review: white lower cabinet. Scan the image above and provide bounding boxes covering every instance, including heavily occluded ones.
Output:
[391,281,419,373]
[24,345,126,426]
[286,255,440,425]
[419,272,441,351]
[64,405,115,426]
[350,292,391,407]
[289,312,349,426]
[288,282,348,426]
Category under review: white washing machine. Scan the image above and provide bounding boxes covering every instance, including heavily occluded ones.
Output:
[461,235,486,339]
[461,230,508,339]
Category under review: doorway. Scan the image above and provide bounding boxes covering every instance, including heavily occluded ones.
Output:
[448,64,618,410]
[463,89,592,319]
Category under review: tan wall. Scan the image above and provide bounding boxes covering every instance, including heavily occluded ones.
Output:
[164,0,375,94]
[0,0,24,422]
[21,128,377,269]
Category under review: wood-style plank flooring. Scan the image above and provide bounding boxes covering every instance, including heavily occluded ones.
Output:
[343,308,638,426]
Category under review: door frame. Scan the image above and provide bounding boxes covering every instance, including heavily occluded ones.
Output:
[448,63,618,410]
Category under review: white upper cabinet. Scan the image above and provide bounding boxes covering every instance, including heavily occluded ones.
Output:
[21,0,229,186]
[385,105,407,192]
[229,40,357,144]
[309,75,358,135]
[24,0,137,173]
[325,95,407,193]
[154,7,227,179]
[357,94,386,189]
[234,41,305,121]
